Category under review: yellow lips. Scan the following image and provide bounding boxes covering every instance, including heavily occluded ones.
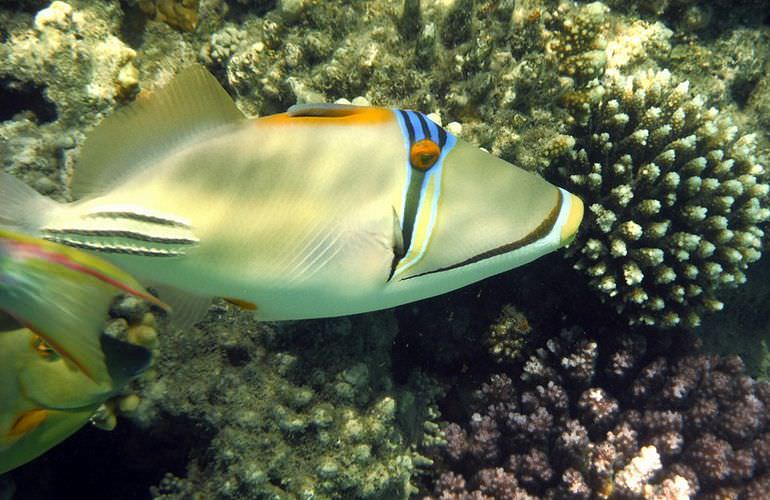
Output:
[560,193,584,246]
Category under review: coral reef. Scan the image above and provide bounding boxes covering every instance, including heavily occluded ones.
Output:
[486,304,535,364]
[2,0,770,497]
[547,69,769,328]
[543,1,609,86]
[0,1,138,195]
[134,306,437,499]
[426,327,770,498]
[137,0,199,32]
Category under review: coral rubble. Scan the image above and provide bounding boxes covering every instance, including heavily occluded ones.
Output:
[426,327,770,498]
[548,69,769,329]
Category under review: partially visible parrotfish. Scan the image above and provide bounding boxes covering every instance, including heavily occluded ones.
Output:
[0,229,167,474]
[0,65,583,324]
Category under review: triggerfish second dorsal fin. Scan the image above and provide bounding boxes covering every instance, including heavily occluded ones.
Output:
[72,64,245,198]
[0,229,168,386]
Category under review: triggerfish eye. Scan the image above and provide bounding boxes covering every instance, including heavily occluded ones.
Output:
[410,139,441,170]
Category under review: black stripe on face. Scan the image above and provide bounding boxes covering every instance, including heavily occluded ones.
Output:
[415,112,432,140]
[401,190,563,280]
[388,169,427,282]
[399,110,415,143]
[437,125,447,148]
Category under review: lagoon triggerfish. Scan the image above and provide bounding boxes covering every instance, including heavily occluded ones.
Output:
[0,65,583,322]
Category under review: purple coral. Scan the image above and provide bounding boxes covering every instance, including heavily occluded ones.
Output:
[425,328,770,498]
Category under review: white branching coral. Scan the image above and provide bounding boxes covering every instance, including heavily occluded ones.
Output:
[548,69,769,329]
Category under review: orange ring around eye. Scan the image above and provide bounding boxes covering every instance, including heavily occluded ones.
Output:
[410,139,440,171]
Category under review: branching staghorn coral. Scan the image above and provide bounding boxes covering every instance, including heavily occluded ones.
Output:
[547,69,770,329]
[425,327,770,498]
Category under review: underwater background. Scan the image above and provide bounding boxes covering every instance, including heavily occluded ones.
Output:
[2,0,770,498]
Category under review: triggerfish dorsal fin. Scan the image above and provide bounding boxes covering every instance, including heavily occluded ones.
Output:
[72,64,245,198]
[0,229,167,385]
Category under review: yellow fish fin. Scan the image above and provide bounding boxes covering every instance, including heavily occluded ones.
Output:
[224,298,257,311]
[72,63,245,198]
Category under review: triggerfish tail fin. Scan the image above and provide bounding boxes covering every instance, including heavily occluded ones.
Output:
[0,405,98,475]
[0,172,57,232]
[0,229,168,384]
[72,63,245,199]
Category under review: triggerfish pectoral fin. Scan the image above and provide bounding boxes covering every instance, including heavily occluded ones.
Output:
[0,229,167,385]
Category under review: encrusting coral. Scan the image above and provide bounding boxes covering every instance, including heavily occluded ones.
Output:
[547,69,770,329]
[0,1,138,196]
[425,327,770,498]
[486,304,535,364]
[137,0,200,32]
[137,307,437,499]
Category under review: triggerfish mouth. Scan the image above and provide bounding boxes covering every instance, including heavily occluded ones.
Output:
[0,229,167,474]
[0,64,583,323]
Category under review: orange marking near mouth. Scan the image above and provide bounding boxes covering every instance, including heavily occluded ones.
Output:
[8,409,49,438]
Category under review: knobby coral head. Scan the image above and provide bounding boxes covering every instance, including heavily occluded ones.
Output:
[547,69,770,329]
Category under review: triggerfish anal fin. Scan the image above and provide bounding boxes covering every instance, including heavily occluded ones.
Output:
[72,64,245,199]
[0,229,167,384]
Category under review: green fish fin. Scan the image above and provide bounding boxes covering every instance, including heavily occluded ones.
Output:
[0,405,97,475]
[19,335,150,410]
[19,355,113,409]
[0,230,166,386]
[19,334,152,410]
[71,64,245,198]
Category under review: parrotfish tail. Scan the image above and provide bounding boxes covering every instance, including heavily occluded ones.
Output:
[0,172,58,232]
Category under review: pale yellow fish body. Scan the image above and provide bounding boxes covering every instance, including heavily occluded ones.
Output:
[2,65,583,321]
[45,114,406,319]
